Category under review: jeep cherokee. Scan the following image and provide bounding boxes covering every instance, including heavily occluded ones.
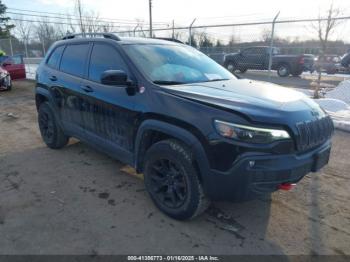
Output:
[35,33,334,220]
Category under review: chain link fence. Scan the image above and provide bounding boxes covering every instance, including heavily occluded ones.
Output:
[1,16,350,86]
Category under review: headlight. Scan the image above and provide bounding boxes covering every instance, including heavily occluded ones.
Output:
[214,120,290,144]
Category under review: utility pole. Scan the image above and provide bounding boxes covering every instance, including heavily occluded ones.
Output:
[268,11,280,79]
[149,0,153,38]
[172,20,175,39]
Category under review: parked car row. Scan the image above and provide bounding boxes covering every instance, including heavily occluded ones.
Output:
[222,46,350,77]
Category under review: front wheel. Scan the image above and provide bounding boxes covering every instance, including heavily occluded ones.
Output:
[277,64,290,77]
[5,75,12,91]
[226,62,237,73]
[143,139,210,220]
[1,75,12,91]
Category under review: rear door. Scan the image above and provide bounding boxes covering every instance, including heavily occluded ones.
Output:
[57,43,91,136]
[80,42,138,163]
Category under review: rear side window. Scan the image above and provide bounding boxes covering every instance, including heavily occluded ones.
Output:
[47,46,65,69]
[88,43,128,83]
[60,44,90,77]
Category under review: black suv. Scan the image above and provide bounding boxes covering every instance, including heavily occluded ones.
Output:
[36,33,333,220]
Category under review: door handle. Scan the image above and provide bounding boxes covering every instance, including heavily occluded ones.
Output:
[50,75,57,81]
[81,85,94,93]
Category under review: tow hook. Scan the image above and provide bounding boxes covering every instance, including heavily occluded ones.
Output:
[278,183,296,191]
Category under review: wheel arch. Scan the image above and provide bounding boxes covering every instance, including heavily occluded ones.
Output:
[35,87,52,111]
[134,119,210,183]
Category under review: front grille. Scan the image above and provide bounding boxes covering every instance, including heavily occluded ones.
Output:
[295,116,334,152]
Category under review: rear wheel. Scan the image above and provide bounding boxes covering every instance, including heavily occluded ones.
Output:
[277,64,290,77]
[38,102,69,149]
[143,139,210,220]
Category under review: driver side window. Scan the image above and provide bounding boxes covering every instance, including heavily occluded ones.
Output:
[88,43,129,83]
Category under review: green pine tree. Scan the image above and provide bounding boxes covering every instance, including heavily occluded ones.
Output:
[0,1,14,37]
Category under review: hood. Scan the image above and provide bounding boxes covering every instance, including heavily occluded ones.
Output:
[162,79,326,124]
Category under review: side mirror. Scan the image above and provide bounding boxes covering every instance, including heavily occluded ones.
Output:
[101,70,129,86]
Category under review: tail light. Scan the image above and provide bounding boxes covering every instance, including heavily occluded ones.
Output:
[298,57,305,64]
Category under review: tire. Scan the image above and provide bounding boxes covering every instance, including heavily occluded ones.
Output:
[1,75,12,91]
[38,102,69,149]
[326,69,336,75]
[291,70,302,77]
[6,75,12,91]
[143,139,210,220]
[277,64,290,77]
[226,61,237,73]
[239,68,248,73]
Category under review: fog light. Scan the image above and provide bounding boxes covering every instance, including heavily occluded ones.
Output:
[278,183,296,191]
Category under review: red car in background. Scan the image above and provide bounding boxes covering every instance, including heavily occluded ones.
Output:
[0,54,26,80]
[0,66,12,91]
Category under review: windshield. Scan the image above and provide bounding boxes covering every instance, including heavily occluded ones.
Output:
[123,44,235,85]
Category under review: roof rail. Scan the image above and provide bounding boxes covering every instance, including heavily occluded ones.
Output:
[153,37,184,44]
[62,33,121,41]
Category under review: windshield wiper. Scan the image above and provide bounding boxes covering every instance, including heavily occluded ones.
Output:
[153,80,185,85]
[203,78,230,82]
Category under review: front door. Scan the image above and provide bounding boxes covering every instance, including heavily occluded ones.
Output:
[80,42,138,163]
[239,47,267,69]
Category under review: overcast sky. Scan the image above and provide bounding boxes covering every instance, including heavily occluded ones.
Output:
[4,0,350,42]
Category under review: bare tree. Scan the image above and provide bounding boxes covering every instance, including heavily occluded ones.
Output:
[260,28,272,43]
[76,0,85,34]
[35,18,61,55]
[197,31,213,48]
[14,15,31,57]
[73,1,119,34]
[65,15,77,34]
[311,2,343,98]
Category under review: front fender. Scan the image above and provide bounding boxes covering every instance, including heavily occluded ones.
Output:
[35,86,54,110]
[134,119,211,183]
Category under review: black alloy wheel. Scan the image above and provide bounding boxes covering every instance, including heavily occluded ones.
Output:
[148,158,188,208]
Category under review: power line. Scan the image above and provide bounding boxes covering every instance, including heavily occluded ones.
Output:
[7,11,169,26]
[8,17,171,30]
[9,17,85,27]
[115,16,350,34]
[6,7,169,24]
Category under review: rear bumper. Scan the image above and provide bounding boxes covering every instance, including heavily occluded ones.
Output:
[202,140,331,201]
